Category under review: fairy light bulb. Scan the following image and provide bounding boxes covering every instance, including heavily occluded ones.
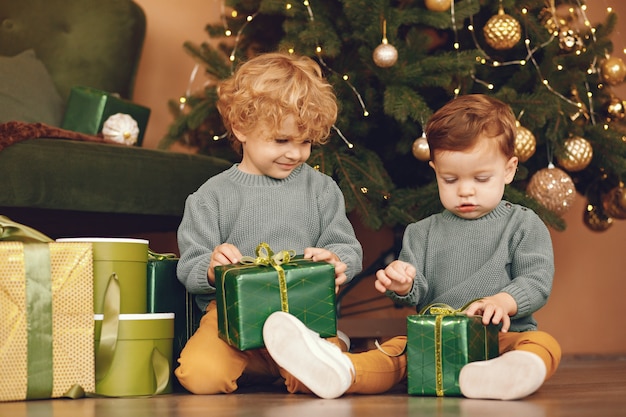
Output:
[285,3,292,10]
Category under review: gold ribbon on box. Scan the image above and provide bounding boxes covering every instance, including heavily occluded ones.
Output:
[238,242,296,313]
[0,216,88,400]
[419,303,465,397]
[418,300,486,397]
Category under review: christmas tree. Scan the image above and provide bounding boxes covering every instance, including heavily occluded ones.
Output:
[160,0,626,233]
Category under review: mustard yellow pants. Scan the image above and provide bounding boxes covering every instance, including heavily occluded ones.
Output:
[175,301,348,394]
[175,301,561,395]
[343,327,562,394]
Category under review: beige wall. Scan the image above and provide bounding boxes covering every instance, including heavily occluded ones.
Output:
[132,1,626,355]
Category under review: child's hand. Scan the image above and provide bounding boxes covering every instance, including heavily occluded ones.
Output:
[374,260,415,296]
[303,247,347,293]
[208,243,243,285]
[464,292,518,333]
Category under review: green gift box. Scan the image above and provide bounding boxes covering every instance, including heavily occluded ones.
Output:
[215,244,336,351]
[94,313,174,397]
[407,304,499,397]
[61,86,150,146]
[146,254,202,368]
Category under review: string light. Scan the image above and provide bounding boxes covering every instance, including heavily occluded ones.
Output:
[295,0,369,144]
[332,125,354,148]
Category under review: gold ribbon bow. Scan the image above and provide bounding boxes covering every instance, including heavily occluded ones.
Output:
[0,215,53,243]
[148,249,178,261]
[239,242,295,313]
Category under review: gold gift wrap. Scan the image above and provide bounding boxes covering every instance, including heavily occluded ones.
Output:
[0,241,95,401]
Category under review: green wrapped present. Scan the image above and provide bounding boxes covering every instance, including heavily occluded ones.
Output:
[215,243,336,350]
[407,304,500,397]
[146,252,202,367]
[61,86,150,146]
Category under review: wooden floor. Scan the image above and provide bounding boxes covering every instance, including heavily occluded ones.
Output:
[2,356,625,417]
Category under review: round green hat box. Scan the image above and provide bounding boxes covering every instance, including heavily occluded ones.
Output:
[57,238,149,314]
[94,313,174,396]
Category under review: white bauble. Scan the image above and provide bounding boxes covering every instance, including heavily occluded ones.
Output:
[102,113,139,145]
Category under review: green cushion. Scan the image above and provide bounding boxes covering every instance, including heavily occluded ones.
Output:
[0,50,64,126]
[0,0,145,101]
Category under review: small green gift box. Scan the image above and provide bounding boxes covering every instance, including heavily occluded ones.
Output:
[215,243,336,350]
[146,253,202,366]
[407,304,500,397]
[61,86,150,146]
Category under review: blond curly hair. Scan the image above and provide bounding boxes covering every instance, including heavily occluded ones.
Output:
[217,52,338,153]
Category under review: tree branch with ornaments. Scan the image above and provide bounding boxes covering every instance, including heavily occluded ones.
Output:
[162,0,626,232]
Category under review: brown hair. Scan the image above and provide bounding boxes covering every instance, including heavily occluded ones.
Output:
[217,52,338,153]
[425,94,517,161]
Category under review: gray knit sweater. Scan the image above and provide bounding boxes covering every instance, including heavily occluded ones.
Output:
[388,201,554,332]
[177,163,363,312]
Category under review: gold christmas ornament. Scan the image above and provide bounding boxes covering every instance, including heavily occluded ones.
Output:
[424,0,452,12]
[602,186,626,219]
[483,7,522,50]
[373,19,398,68]
[600,56,626,86]
[583,204,613,232]
[514,121,536,163]
[412,135,430,161]
[606,95,626,121]
[526,164,576,216]
[556,136,593,172]
[373,42,398,68]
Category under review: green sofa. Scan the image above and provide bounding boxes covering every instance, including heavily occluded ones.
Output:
[0,0,231,238]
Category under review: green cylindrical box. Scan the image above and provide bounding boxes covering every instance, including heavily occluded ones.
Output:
[57,238,149,314]
[94,313,174,396]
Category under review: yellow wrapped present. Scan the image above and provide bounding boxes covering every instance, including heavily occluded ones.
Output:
[0,216,94,401]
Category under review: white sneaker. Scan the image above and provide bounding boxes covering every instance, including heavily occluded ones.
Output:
[263,311,354,399]
[459,350,547,400]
